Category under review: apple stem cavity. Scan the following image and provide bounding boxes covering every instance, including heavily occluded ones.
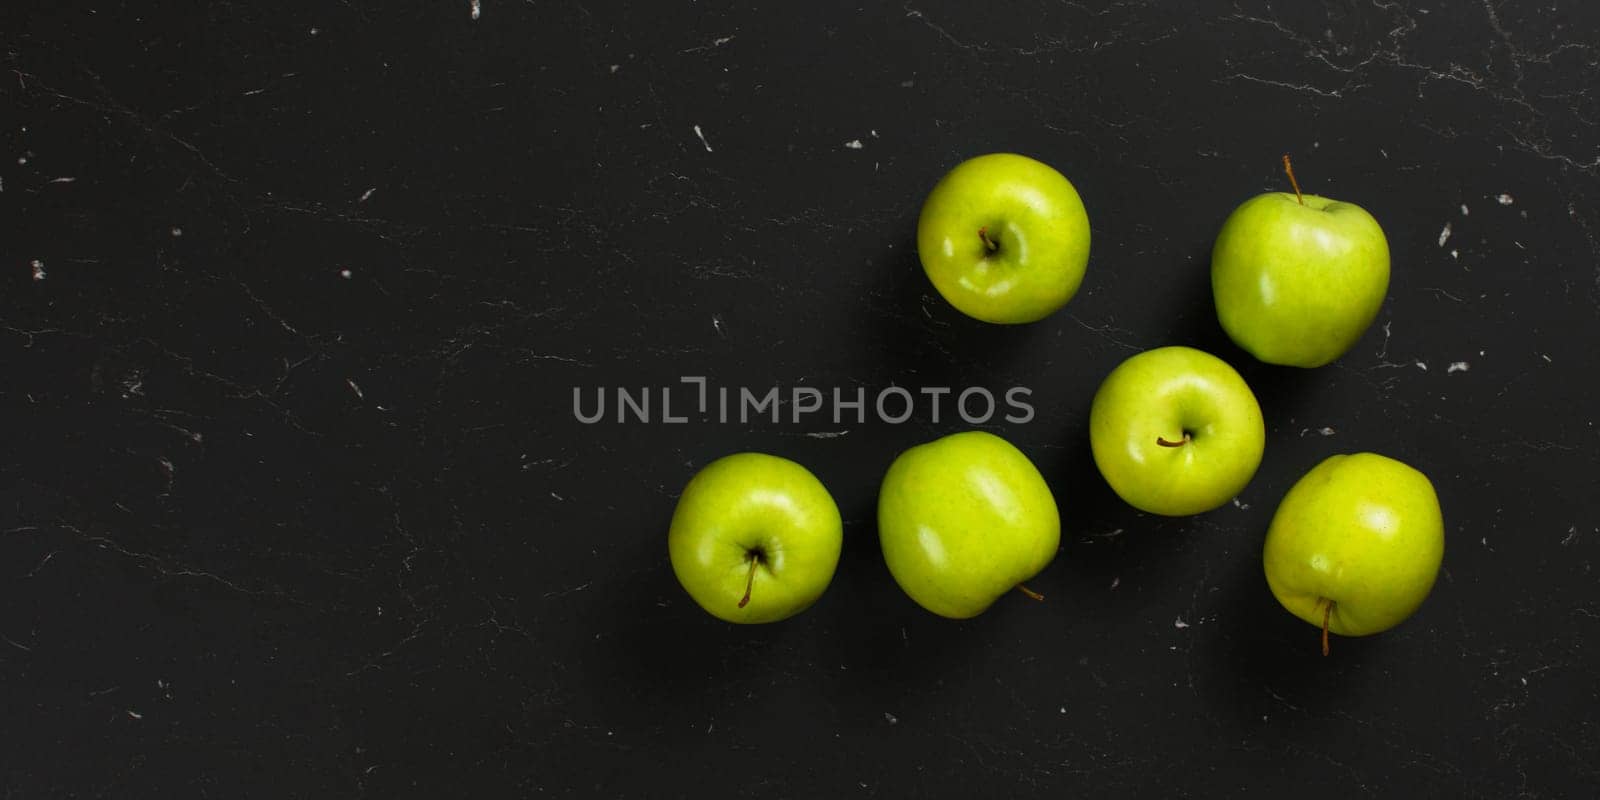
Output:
[978,226,999,254]
[1282,154,1305,206]
[1015,584,1044,602]
[1320,598,1334,656]
[737,554,761,609]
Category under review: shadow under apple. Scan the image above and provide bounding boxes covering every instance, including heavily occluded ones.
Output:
[810,493,1004,687]
[1162,243,1333,427]
[859,237,1057,400]
[587,538,812,720]
[1046,425,1179,589]
[1190,537,1395,724]
[804,489,1087,726]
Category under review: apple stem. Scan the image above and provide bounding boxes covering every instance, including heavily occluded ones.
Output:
[1156,433,1191,447]
[1015,584,1044,602]
[737,555,760,609]
[978,226,999,253]
[1282,154,1305,206]
[1321,599,1334,657]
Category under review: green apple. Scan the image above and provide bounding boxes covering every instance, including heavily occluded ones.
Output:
[878,431,1060,618]
[916,153,1091,324]
[1263,453,1445,654]
[1088,346,1265,516]
[668,452,843,624]
[1211,162,1390,367]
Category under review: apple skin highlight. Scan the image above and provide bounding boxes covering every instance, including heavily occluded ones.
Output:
[878,431,1060,619]
[1262,452,1445,642]
[1211,191,1391,368]
[917,153,1091,325]
[668,453,844,624]
[1088,346,1266,517]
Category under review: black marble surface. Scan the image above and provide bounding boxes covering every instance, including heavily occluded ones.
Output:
[4,1,1599,796]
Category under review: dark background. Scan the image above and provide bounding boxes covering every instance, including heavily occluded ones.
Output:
[3,0,1598,796]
